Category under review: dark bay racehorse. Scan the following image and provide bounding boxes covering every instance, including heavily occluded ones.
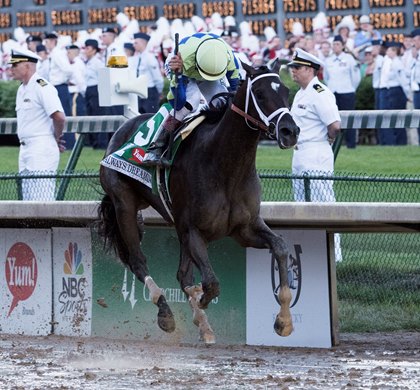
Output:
[97,63,300,343]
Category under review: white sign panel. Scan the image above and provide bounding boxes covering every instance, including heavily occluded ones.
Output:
[0,229,52,335]
[246,230,331,348]
[53,228,92,337]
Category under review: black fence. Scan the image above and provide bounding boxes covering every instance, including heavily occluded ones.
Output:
[1,170,420,203]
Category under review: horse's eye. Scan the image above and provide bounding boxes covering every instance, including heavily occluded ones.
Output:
[255,90,264,99]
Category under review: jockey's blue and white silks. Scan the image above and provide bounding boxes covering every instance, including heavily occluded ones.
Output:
[166,33,240,110]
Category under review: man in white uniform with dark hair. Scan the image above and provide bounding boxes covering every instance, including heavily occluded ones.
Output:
[288,48,343,260]
[9,48,65,201]
[130,32,164,114]
[323,35,360,148]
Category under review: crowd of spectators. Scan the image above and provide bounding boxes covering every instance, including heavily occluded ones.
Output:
[0,11,419,147]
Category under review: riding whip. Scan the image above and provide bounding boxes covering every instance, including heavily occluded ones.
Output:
[167,33,179,162]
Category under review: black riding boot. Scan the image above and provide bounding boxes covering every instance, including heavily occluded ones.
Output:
[142,115,182,167]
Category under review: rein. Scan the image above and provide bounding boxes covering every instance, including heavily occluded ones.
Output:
[231,104,270,132]
[231,73,291,136]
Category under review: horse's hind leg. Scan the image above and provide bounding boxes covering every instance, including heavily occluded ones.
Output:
[177,249,216,344]
[233,218,293,337]
[112,197,175,333]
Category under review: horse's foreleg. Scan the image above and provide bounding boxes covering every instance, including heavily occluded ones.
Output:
[180,229,219,309]
[233,218,293,337]
[177,250,216,344]
[273,256,293,337]
[185,285,216,344]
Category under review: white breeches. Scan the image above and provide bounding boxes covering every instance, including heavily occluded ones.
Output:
[178,79,228,119]
[18,135,59,201]
[292,141,335,202]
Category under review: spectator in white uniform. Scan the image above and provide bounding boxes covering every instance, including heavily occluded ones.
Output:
[35,44,49,80]
[9,48,65,201]
[288,48,342,260]
[100,27,125,118]
[377,41,410,145]
[371,39,384,110]
[101,27,124,66]
[66,44,86,116]
[44,32,74,148]
[130,32,164,114]
[323,35,361,148]
[44,32,73,113]
[83,39,107,149]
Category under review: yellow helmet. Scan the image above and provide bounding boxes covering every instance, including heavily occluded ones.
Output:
[195,38,229,81]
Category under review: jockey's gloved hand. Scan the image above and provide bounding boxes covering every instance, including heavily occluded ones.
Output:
[172,103,193,121]
[210,95,228,110]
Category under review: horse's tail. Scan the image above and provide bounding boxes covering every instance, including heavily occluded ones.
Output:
[95,194,130,264]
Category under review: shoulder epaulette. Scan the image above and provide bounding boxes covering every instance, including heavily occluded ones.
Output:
[36,78,48,87]
[313,83,325,93]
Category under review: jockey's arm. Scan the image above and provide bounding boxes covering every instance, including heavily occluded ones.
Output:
[226,51,241,92]
[165,52,188,110]
[226,70,239,92]
[168,74,188,110]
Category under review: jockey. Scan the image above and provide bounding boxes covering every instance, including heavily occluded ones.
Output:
[142,32,240,167]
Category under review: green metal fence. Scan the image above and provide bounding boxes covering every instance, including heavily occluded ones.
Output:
[0,169,419,332]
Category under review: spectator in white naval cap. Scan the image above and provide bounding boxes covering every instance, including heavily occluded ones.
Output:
[9,48,65,201]
[287,48,343,260]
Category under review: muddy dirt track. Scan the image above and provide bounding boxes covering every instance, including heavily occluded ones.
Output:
[0,332,419,389]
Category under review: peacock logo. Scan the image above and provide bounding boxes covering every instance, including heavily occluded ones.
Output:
[64,242,84,275]
[59,242,88,319]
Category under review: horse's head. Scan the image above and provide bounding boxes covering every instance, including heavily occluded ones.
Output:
[234,62,300,149]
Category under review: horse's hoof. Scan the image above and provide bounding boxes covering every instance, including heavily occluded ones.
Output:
[157,295,176,333]
[274,315,293,337]
[199,281,220,309]
[158,313,176,333]
[200,331,216,344]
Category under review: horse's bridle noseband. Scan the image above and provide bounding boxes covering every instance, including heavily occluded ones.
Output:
[231,73,291,136]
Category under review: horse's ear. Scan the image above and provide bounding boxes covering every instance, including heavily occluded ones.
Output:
[267,58,280,73]
[240,61,253,75]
